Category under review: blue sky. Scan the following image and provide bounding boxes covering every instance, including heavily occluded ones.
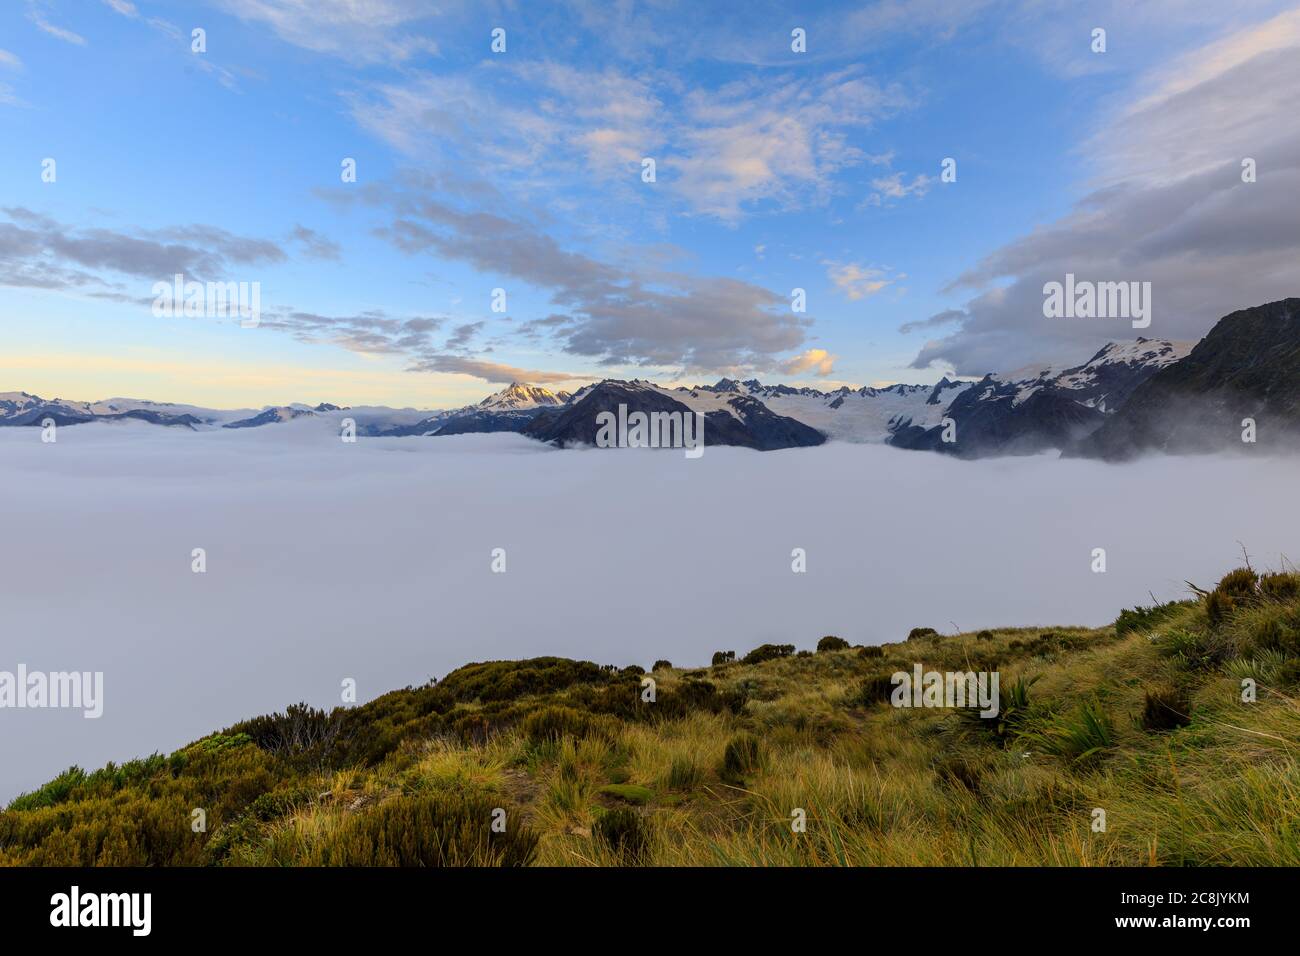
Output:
[2,0,1297,408]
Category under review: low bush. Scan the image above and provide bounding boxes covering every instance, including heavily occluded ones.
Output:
[249,786,314,822]
[593,807,650,863]
[521,706,591,745]
[1140,684,1193,732]
[1259,572,1300,602]
[742,643,795,665]
[817,635,850,653]
[319,792,538,866]
[1023,697,1115,766]
[1206,568,1260,628]
[720,733,763,784]
[958,674,1037,741]
[1115,600,1190,636]
[437,657,609,703]
[858,673,898,706]
[7,767,88,812]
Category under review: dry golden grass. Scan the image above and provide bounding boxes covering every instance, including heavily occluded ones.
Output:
[7,576,1300,867]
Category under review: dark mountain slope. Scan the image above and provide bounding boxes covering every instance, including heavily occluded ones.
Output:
[1068,298,1300,460]
[524,381,825,451]
[892,380,1105,457]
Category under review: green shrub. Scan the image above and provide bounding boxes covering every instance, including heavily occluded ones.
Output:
[1140,685,1192,732]
[1250,617,1290,652]
[858,673,898,706]
[1206,590,1235,629]
[7,767,87,812]
[642,679,746,723]
[1115,600,1190,636]
[652,660,673,671]
[858,645,884,659]
[958,674,1037,741]
[450,712,493,746]
[1224,649,1287,683]
[1279,659,1300,686]
[1206,568,1260,628]
[977,630,994,641]
[1160,627,1230,670]
[436,657,609,703]
[80,754,173,794]
[593,807,650,863]
[228,705,343,762]
[817,635,850,653]
[710,651,735,666]
[720,733,763,784]
[742,643,795,665]
[249,786,314,822]
[320,792,538,866]
[1249,610,1300,655]
[1217,567,1260,600]
[1259,572,1300,602]
[907,627,938,641]
[1024,697,1115,766]
[521,705,591,744]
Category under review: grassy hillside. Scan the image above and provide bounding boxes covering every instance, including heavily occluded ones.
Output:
[4,565,1300,867]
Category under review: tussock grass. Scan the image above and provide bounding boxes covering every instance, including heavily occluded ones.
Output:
[6,564,1300,866]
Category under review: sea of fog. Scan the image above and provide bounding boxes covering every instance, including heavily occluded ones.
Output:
[2,418,1297,801]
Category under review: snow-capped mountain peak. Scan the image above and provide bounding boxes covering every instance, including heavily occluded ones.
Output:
[478,382,572,410]
[0,335,1203,452]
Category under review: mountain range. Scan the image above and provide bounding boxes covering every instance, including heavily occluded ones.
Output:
[5,299,1296,459]
[1067,298,1300,460]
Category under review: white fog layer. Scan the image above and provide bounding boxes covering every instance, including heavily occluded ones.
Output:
[1,419,1296,801]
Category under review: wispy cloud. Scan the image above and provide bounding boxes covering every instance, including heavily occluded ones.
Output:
[861,171,933,208]
[28,6,87,46]
[351,62,912,222]
[781,348,837,377]
[101,0,138,16]
[216,0,440,64]
[912,8,1300,374]
[289,225,341,261]
[824,260,902,301]
[409,355,577,386]
[319,179,824,377]
[0,207,289,300]
[258,309,446,357]
[97,0,240,89]
[899,308,963,335]
[442,321,484,351]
